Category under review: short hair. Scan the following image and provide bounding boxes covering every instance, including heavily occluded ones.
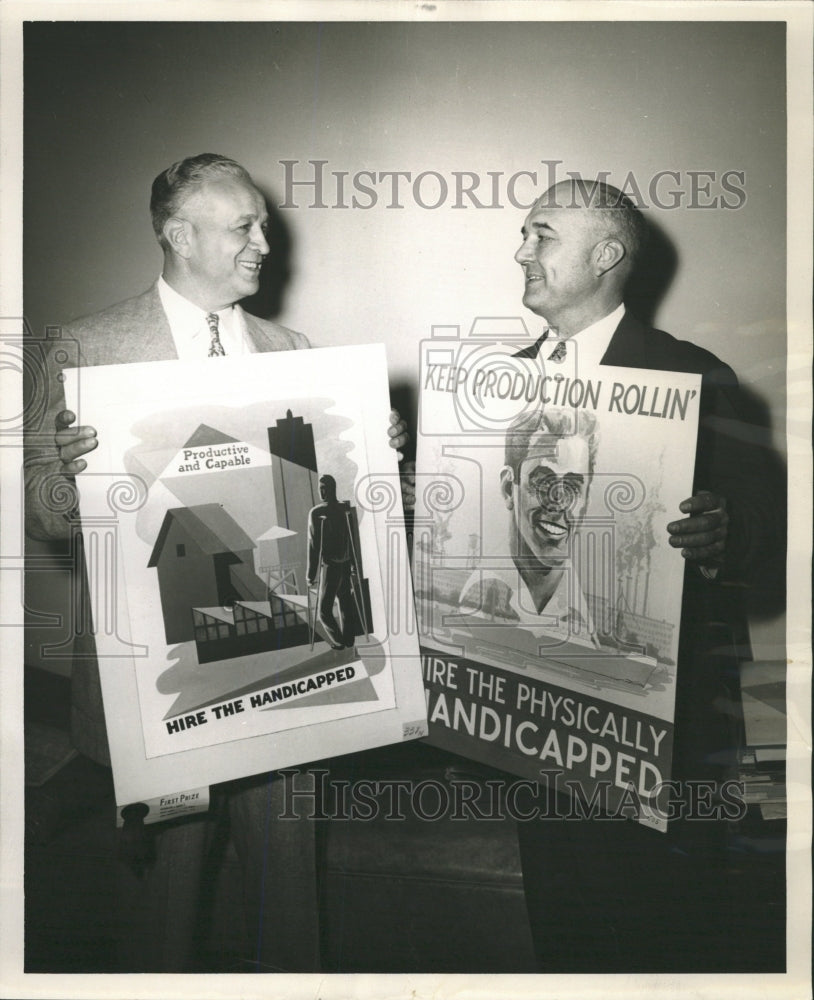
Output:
[150,153,253,242]
[319,474,337,489]
[504,407,599,478]
[540,179,648,269]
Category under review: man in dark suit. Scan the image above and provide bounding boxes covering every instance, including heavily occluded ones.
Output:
[512,179,779,972]
[24,153,408,971]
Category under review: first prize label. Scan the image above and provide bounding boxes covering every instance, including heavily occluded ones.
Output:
[116,787,211,827]
[159,789,205,815]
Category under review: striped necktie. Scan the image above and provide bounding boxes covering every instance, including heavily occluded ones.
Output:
[547,340,567,363]
[206,312,226,356]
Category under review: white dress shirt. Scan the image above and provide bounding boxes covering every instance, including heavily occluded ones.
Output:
[157,276,256,359]
[536,303,625,383]
[564,302,626,370]
[528,303,625,389]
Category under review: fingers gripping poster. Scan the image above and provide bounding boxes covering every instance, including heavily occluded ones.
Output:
[64,344,426,807]
[415,327,702,831]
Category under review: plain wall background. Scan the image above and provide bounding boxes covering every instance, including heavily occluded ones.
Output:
[23,19,787,665]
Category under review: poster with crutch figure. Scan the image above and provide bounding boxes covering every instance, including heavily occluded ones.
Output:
[62,344,427,809]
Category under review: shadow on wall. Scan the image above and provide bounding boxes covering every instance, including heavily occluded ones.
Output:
[624,216,678,328]
[242,186,418,465]
[627,216,786,621]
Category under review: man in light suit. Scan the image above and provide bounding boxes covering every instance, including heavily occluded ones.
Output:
[511,179,780,972]
[25,153,407,971]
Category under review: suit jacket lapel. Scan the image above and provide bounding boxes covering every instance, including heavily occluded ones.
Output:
[82,283,176,366]
[600,311,651,368]
[139,283,177,361]
[241,308,297,353]
[240,309,269,352]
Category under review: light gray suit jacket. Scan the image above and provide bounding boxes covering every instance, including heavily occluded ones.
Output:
[25,283,310,763]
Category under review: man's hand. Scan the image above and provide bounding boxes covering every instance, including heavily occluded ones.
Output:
[387,410,415,513]
[667,490,728,566]
[400,461,416,514]
[55,410,98,474]
[387,409,409,459]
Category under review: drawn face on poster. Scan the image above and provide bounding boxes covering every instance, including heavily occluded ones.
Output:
[499,409,596,572]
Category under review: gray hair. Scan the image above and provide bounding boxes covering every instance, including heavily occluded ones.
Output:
[150,153,253,243]
[540,179,648,269]
[504,407,599,477]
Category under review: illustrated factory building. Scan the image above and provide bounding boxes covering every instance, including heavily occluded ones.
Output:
[148,503,308,663]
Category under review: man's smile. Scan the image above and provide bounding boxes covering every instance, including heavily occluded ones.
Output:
[532,513,568,540]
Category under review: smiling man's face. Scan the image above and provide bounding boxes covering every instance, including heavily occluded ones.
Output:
[514,198,604,330]
[179,175,270,311]
[505,430,591,567]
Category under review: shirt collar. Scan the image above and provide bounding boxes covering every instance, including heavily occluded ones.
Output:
[571,303,625,362]
[544,302,625,371]
[157,276,244,358]
[158,275,235,327]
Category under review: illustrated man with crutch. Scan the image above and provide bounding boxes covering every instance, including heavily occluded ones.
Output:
[306,474,368,649]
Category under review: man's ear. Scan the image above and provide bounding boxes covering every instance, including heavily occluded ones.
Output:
[594,237,626,276]
[499,466,515,510]
[163,216,192,259]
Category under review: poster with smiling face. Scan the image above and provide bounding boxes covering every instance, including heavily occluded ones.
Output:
[415,330,702,831]
[64,344,426,810]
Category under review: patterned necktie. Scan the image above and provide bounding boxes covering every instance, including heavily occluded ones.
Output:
[547,339,567,363]
[206,312,226,356]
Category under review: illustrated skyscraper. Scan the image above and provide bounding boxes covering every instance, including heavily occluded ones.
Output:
[267,410,320,594]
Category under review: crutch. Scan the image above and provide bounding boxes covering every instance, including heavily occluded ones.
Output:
[307,517,326,650]
[345,508,370,641]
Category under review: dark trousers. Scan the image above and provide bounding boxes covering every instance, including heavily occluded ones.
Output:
[317,559,354,647]
[116,770,323,972]
[516,786,735,974]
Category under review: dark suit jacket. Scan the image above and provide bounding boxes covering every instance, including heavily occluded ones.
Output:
[603,312,774,581]
[25,284,310,764]
[603,312,776,784]
[519,311,777,782]
[515,313,783,974]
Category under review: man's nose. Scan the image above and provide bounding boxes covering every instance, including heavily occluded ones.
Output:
[251,225,270,255]
[537,479,575,511]
[515,240,532,265]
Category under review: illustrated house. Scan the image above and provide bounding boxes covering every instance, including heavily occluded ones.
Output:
[148,504,264,645]
[148,504,310,662]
